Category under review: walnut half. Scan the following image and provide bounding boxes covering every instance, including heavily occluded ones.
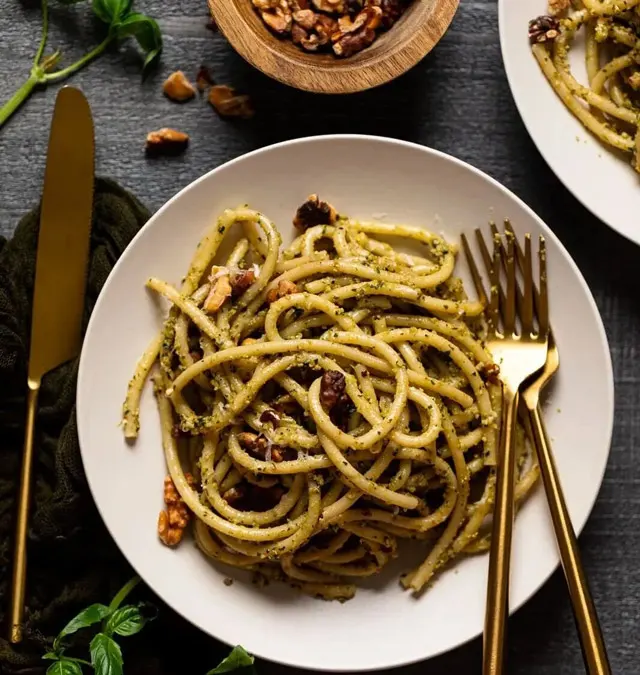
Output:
[158,474,194,547]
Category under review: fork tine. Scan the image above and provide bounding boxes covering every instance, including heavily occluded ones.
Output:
[537,236,549,336]
[461,234,488,307]
[476,228,500,333]
[505,219,544,318]
[502,231,517,335]
[520,234,534,335]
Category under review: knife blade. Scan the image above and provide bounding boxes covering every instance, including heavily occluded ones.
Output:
[9,86,94,643]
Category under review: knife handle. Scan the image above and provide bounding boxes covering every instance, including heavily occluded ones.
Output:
[9,379,40,643]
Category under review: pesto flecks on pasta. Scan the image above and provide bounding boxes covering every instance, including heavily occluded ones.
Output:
[530,0,640,172]
[122,195,538,600]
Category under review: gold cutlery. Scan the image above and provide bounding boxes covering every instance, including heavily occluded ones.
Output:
[509,228,612,675]
[8,86,94,643]
[461,228,549,675]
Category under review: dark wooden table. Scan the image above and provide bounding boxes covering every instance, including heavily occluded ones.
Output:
[1,1,639,673]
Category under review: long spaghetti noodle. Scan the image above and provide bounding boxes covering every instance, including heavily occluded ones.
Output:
[123,197,538,599]
[530,0,640,171]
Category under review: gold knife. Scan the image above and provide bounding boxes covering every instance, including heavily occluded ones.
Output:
[9,86,94,643]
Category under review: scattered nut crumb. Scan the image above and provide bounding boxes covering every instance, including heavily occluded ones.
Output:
[196,65,214,93]
[209,85,255,118]
[163,70,197,102]
[266,279,299,303]
[224,577,234,586]
[547,0,570,15]
[145,128,189,157]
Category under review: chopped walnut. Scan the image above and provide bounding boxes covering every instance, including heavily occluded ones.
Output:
[231,269,256,297]
[547,0,570,15]
[145,128,189,157]
[238,431,285,462]
[266,279,299,303]
[528,15,560,44]
[204,267,232,313]
[206,17,218,31]
[479,362,501,385]
[208,85,255,119]
[312,0,345,11]
[293,194,338,231]
[320,370,347,409]
[260,409,281,426]
[196,65,214,93]
[158,474,194,547]
[333,26,376,56]
[253,0,408,55]
[163,71,196,102]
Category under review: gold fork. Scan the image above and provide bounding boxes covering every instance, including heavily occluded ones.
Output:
[502,224,611,675]
[461,227,549,675]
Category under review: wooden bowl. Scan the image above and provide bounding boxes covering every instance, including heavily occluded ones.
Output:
[207,0,459,94]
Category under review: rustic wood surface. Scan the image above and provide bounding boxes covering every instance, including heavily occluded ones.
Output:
[207,0,459,93]
[0,1,639,673]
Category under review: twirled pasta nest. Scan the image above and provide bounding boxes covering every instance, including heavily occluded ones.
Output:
[123,196,538,600]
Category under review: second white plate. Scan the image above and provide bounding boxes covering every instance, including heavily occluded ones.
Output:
[500,0,640,246]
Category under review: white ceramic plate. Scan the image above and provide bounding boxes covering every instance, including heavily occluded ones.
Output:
[500,0,640,246]
[77,136,613,672]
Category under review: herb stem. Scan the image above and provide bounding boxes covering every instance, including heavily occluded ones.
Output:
[44,35,113,84]
[33,0,49,67]
[0,72,41,129]
[109,576,141,612]
[65,657,93,666]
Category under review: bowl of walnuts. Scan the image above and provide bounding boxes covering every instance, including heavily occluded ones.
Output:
[207,0,459,94]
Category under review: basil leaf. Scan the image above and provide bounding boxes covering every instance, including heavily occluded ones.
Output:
[90,633,123,675]
[115,13,162,71]
[92,0,132,24]
[46,660,83,675]
[206,646,255,675]
[54,603,111,649]
[42,652,60,660]
[105,604,147,637]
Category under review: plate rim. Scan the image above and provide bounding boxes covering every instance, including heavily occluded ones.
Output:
[77,134,614,672]
[498,0,640,247]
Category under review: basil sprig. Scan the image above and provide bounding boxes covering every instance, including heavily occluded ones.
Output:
[43,576,255,675]
[0,0,163,130]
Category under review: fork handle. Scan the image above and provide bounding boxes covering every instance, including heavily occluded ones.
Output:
[483,386,519,675]
[526,402,611,675]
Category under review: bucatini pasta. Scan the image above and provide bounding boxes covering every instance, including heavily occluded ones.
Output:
[530,0,640,171]
[122,195,538,600]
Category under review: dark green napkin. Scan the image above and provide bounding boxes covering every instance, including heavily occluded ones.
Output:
[0,180,227,675]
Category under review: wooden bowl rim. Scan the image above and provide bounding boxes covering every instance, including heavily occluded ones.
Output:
[207,0,460,94]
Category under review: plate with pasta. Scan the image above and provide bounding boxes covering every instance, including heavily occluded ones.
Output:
[500,0,640,246]
[77,135,613,671]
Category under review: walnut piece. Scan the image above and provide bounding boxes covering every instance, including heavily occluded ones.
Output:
[231,269,256,297]
[479,362,501,385]
[528,15,560,44]
[158,474,193,547]
[260,409,281,427]
[293,194,338,231]
[238,431,286,462]
[312,0,345,12]
[208,85,255,119]
[145,128,189,157]
[320,370,347,409]
[204,267,232,313]
[163,71,196,102]
[333,26,376,56]
[266,279,299,303]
